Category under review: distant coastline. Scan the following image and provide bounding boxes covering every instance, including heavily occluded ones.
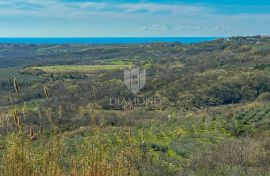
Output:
[0,37,218,44]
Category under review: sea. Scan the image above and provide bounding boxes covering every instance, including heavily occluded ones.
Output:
[0,37,218,44]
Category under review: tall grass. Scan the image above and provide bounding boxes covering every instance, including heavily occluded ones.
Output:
[0,78,143,176]
[0,131,141,176]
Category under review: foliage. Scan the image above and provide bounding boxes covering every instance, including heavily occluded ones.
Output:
[1,36,270,175]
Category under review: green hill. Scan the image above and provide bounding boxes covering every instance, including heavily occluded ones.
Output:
[0,36,270,175]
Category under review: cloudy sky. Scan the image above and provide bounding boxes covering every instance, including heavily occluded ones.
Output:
[0,0,270,37]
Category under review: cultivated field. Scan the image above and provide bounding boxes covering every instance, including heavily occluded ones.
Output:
[24,65,133,73]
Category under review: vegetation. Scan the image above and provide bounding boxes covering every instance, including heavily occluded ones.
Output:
[0,36,270,175]
[24,65,132,73]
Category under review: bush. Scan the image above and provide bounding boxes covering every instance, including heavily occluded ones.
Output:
[180,137,270,175]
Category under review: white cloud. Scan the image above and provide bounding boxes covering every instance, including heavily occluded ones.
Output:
[0,0,210,17]
[177,25,230,31]
[177,25,208,31]
[142,23,171,31]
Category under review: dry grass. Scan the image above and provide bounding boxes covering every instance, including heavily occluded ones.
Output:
[0,131,141,176]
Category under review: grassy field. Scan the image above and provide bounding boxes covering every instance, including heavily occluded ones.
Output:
[25,65,133,73]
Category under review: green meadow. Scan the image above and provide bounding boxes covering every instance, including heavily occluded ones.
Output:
[25,64,133,73]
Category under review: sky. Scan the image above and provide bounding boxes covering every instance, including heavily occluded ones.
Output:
[0,0,270,37]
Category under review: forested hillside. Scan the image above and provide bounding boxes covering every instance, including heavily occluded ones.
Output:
[0,36,270,175]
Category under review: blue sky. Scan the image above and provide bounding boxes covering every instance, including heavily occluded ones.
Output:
[0,0,270,37]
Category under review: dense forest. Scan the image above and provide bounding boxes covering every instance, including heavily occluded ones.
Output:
[0,36,270,175]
